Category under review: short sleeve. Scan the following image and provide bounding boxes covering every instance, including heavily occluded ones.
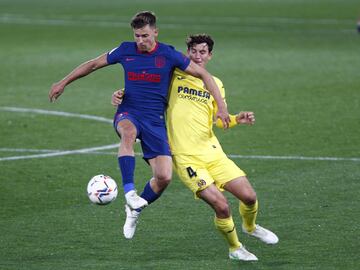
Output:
[107,43,124,65]
[214,77,226,100]
[170,48,190,71]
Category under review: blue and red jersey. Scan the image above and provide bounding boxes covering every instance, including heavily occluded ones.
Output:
[107,42,190,121]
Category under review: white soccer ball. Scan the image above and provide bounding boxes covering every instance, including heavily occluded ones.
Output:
[87,175,118,205]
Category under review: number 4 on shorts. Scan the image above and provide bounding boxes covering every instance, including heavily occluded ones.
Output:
[186,166,197,178]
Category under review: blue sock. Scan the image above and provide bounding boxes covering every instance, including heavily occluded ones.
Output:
[140,181,162,205]
[118,156,135,194]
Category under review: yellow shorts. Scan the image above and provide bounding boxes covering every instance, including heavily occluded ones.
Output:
[173,152,246,198]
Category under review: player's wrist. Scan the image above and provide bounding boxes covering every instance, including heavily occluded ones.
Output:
[230,114,238,126]
[58,79,68,89]
[235,113,241,124]
[216,114,237,128]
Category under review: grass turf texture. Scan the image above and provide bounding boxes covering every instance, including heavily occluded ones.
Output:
[0,0,359,269]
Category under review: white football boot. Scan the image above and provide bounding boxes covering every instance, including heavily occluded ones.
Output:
[125,190,148,210]
[242,224,279,244]
[123,204,141,239]
[229,245,258,261]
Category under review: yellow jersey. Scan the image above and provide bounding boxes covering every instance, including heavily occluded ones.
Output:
[166,68,226,155]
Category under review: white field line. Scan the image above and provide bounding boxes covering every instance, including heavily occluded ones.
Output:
[85,151,360,162]
[2,148,359,162]
[0,148,62,153]
[227,154,360,162]
[102,152,360,162]
[1,106,359,162]
[0,107,112,124]
[0,144,119,161]
[0,106,116,161]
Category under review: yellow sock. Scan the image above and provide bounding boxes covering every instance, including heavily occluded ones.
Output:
[214,216,241,252]
[240,200,258,233]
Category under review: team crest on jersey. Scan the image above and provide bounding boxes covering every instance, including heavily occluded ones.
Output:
[197,179,207,188]
[155,56,166,68]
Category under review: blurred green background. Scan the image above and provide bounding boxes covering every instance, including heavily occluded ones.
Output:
[0,1,359,269]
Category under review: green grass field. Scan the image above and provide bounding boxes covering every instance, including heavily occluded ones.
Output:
[1,0,360,269]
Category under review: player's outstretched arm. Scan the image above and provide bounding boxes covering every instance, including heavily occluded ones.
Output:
[49,53,109,102]
[184,61,230,128]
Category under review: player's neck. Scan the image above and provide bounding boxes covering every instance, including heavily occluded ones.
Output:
[148,41,158,53]
[137,42,158,54]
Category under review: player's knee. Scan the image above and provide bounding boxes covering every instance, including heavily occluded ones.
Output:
[215,200,231,218]
[154,171,172,188]
[120,129,136,141]
[118,128,136,146]
[242,191,257,206]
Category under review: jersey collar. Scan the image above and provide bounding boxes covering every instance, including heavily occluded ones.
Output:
[136,42,159,55]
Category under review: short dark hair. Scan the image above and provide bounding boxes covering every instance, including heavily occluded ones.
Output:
[185,34,214,52]
[130,11,156,29]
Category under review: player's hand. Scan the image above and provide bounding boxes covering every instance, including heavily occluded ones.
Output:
[216,106,230,129]
[236,111,255,125]
[111,89,124,106]
[49,82,65,103]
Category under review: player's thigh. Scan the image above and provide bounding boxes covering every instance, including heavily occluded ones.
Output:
[117,120,137,138]
[198,184,229,211]
[208,153,246,191]
[173,155,214,197]
[224,176,257,205]
[113,112,139,140]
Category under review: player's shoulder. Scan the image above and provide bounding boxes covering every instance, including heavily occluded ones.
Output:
[158,42,175,50]
[173,68,194,81]
[108,42,135,62]
[158,42,182,55]
[211,75,225,96]
[173,68,185,76]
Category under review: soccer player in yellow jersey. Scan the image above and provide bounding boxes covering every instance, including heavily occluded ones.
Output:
[112,34,278,261]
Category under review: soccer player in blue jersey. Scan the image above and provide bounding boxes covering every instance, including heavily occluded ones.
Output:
[49,11,229,225]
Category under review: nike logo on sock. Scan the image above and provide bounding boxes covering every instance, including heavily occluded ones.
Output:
[227,226,235,233]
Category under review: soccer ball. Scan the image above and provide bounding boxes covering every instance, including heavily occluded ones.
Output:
[87,175,118,205]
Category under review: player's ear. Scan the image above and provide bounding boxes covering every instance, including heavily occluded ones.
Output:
[208,52,213,60]
[153,27,159,37]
